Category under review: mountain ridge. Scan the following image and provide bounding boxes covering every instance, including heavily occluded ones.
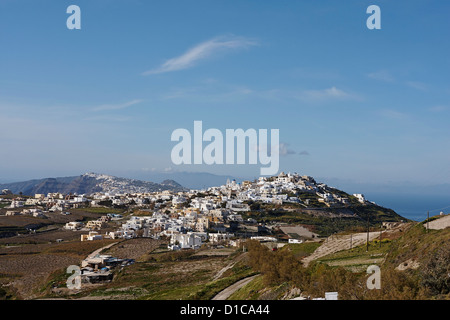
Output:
[0,172,187,195]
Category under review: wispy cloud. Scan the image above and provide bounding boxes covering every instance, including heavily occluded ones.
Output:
[368,70,395,82]
[368,70,429,92]
[406,81,428,91]
[84,115,132,122]
[379,109,410,120]
[143,35,258,75]
[92,99,143,111]
[299,86,357,101]
[429,105,448,113]
[159,85,253,101]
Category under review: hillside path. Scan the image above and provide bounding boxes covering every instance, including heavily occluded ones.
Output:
[83,242,119,264]
[212,275,259,300]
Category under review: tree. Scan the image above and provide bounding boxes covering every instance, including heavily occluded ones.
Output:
[420,243,450,296]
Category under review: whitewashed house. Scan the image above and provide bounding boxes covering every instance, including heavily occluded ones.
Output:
[65,221,84,230]
[81,231,103,241]
[169,232,203,250]
[353,194,366,203]
[9,200,24,208]
[209,232,233,244]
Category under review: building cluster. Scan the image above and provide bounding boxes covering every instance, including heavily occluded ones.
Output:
[2,172,370,250]
[207,172,360,207]
[80,253,134,284]
[8,193,89,212]
[78,211,236,249]
[5,207,46,218]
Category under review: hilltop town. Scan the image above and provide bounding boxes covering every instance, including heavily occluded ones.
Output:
[1,172,404,249]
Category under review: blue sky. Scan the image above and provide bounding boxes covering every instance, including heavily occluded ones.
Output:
[0,0,449,187]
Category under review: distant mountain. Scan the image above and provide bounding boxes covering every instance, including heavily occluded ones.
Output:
[159,179,186,190]
[0,176,76,196]
[123,171,246,190]
[0,173,187,196]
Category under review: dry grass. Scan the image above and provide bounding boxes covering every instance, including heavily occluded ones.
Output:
[0,239,120,299]
[0,253,80,299]
[104,238,164,260]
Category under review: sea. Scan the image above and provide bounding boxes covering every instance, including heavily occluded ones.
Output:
[364,192,450,222]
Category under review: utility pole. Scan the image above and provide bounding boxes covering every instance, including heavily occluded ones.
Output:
[366,213,370,252]
[379,223,382,248]
[350,233,353,249]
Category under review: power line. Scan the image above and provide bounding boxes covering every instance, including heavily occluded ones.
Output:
[427,204,450,213]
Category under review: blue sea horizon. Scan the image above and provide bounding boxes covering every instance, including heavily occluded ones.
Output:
[365,193,450,222]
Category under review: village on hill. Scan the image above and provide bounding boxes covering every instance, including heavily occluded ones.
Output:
[1,172,401,251]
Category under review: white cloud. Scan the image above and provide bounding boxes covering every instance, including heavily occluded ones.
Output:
[143,35,258,75]
[92,99,143,111]
[300,86,355,101]
[368,70,395,82]
[368,71,429,92]
[160,85,253,102]
[380,109,410,120]
[406,81,428,91]
[84,115,132,122]
[429,105,448,112]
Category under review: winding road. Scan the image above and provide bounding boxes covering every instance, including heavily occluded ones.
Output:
[212,275,259,300]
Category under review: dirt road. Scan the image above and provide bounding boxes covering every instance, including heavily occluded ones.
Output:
[85,242,118,260]
[212,275,259,300]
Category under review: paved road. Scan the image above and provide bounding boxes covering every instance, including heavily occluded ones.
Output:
[212,275,259,300]
[86,242,118,259]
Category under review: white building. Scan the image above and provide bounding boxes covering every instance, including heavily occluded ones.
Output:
[226,200,250,212]
[108,229,135,239]
[5,211,20,216]
[65,221,84,230]
[71,195,87,203]
[25,198,40,206]
[209,232,234,244]
[81,231,103,241]
[169,232,203,250]
[276,172,292,184]
[172,196,187,205]
[353,194,366,204]
[9,200,24,208]
[47,192,64,199]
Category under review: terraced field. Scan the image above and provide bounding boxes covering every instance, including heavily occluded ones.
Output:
[301,223,409,267]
